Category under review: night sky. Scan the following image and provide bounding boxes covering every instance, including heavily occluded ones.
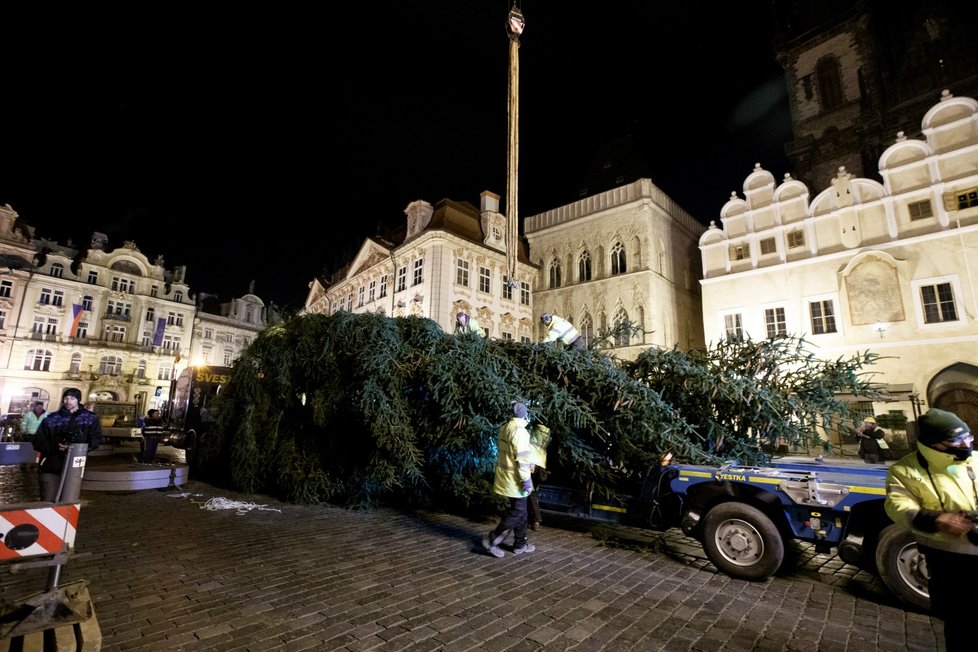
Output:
[0,2,790,310]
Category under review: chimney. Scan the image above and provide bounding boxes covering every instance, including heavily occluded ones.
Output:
[480,190,501,214]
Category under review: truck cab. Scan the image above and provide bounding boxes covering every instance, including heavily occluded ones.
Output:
[163,365,232,459]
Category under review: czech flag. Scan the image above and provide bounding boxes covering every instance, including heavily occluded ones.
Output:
[69,304,84,337]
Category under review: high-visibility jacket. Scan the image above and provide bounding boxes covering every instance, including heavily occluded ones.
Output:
[542,315,579,345]
[455,317,485,337]
[492,417,532,498]
[885,443,978,555]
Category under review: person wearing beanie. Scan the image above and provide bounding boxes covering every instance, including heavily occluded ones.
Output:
[885,408,977,651]
[32,387,102,501]
[540,313,585,351]
[454,311,485,337]
[856,416,888,463]
[483,401,535,557]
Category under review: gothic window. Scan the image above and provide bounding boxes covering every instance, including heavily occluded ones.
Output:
[580,313,594,347]
[816,56,844,111]
[578,250,592,282]
[613,307,630,347]
[549,258,561,288]
[611,242,626,275]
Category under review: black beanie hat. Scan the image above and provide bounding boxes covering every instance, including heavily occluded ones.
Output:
[62,387,83,402]
[917,408,969,445]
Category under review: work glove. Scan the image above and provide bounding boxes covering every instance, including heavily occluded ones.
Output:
[521,478,533,494]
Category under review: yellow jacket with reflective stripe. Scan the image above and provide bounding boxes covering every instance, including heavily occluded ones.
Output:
[542,315,579,345]
[492,417,532,497]
[885,443,978,555]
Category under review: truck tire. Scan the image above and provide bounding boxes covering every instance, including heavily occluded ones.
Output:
[875,524,930,611]
[701,502,784,580]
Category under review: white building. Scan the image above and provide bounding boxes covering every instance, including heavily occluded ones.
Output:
[524,178,706,358]
[0,211,271,417]
[304,191,536,340]
[699,90,978,437]
[190,286,268,369]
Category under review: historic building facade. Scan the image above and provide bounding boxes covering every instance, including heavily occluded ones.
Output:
[303,191,536,341]
[0,208,269,418]
[524,178,706,359]
[699,90,978,436]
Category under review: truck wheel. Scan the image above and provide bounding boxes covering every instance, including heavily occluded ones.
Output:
[875,524,930,611]
[702,502,784,580]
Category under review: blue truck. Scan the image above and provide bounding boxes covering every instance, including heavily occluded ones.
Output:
[537,454,929,611]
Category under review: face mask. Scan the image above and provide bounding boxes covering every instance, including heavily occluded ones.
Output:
[949,445,973,462]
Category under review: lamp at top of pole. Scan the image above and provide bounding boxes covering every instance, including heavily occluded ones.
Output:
[507,4,525,40]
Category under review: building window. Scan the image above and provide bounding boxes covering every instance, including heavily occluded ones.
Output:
[146,307,155,322]
[44,318,57,335]
[174,291,183,303]
[137,360,147,378]
[202,346,212,363]
[379,275,388,298]
[920,282,958,323]
[520,335,531,344]
[224,350,234,365]
[479,266,491,293]
[549,258,561,288]
[502,331,513,340]
[142,331,152,346]
[104,324,127,343]
[358,286,365,307]
[580,313,594,348]
[87,271,98,284]
[52,290,64,307]
[368,280,376,303]
[32,317,45,334]
[948,188,978,210]
[0,280,11,298]
[520,281,530,306]
[724,313,743,340]
[69,353,82,373]
[245,307,255,323]
[613,308,630,347]
[397,266,407,292]
[502,276,513,301]
[908,200,933,220]
[611,242,626,275]
[765,307,787,338]
[99,356,123,376]
[82,295,94,311]
[412,259,424,286]
[578,250,592,282]
[730,244,749,261]
[0,309,5,329]
[456,259,470,287]
[25,349,52,371]
[76,322,88,339]
[787,231,805,249]
[150,285,158,298]
[204,328,213,339]
[158,361,173,381]
[51,263,64,278]
[39,288,52,305]
[112,277,135,293]
[760,238,777,255]
[815,55,844,111]
[809,300,837,334]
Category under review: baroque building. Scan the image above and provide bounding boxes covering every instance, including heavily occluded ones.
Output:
[0,208,270,418]
[524,178,706,358]
[699,90,978,438]
[304,191,536,340]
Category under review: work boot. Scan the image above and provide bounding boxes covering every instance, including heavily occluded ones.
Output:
[512,542,535,555]
[482,533,505,558]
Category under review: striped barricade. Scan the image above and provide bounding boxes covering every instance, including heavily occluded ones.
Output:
[0,503,80,561]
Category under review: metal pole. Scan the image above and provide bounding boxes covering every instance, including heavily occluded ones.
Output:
[47,442,88,590]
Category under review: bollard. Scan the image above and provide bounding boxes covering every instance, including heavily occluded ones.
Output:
[56,443,89,503]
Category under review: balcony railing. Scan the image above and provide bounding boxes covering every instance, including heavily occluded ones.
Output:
[102,312,132,322]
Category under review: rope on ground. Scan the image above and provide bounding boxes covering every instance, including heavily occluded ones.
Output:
[198,496,283,515]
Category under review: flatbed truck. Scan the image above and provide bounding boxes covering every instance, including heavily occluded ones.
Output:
[538,455,929,611]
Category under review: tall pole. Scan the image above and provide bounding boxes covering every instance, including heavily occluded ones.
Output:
[505,4,524,288]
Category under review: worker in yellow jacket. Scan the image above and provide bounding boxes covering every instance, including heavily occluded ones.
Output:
[483,402,535,557]
[541,313,584,350]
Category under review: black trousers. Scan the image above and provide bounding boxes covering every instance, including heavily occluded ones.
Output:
[920,545,978,652]
[489,496,529,548]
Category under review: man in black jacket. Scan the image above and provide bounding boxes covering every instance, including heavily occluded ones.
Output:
[33,388,102,501]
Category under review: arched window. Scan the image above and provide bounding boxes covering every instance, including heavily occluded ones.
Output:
[549,258,562,289]
[580,312,594,347]
[578,250,592,282]
[25,349,53,371]
[611,242,626,275]
[816,56,844,111]
[613,307,630,348]
[99,355,123,376]
[174,291,184,303]
[137,360,147,378]
[70,352,82,372]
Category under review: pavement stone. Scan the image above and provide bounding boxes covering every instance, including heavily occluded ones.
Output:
[1,445,946,651]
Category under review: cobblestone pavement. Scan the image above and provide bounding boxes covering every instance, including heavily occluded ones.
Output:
[1,450,944,652]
